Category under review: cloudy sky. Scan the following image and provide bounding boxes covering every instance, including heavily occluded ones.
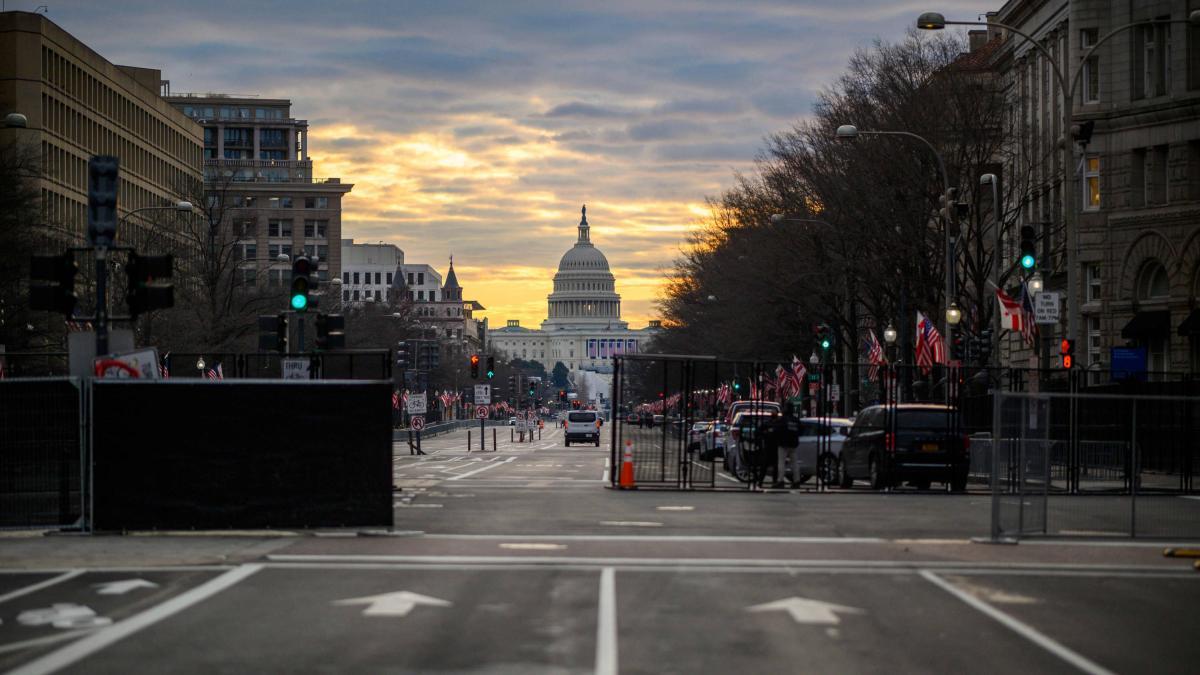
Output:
[47,0,992,327]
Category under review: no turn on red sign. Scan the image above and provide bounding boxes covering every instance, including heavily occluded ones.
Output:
[410,416,425,431]
[475,405,489,419]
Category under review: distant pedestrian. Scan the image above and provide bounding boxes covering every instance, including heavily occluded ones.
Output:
[753,410,781,491]
[773,402,802,488]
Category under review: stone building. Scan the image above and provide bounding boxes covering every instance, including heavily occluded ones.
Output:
[988,0,1200,377]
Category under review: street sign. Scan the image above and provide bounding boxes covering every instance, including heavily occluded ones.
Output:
[1034,291,1061,324]
[475,405,489,419]
[406,392,427,415]
[410,416,425,431]
[282,357,310,380]
[828,384,841,402]
[94,347,161,380]
[474,384,491,404]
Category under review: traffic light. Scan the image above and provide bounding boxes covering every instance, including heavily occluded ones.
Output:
[290,256,313,311]
[1060,338,1075,370]
[470,353,480,379]
[486,356,495,379]
[950,327,965,361]
[125,253,174,318]
[1019,225,1037,270]
[528,381,536,397]
[507,374,516,392]
[427,342,440,369]
[258,313,287,352]
[314,313,345,350]
[396,341,410,369]
[733,380,741,392]
[977,328,993,365]
[818,324,833,351]
[29,252,79,315]
[87,155,119,247]
[559,390,566,401]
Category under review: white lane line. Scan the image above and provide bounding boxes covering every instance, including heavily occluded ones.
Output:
[8,564,263,675]
[447,456,516,481]
[595,567,618,675]
[267,555,1197,575]
[420,534,886,543]
[0,629,98,656]
[601,456,610,483]
[1180,496,1200,501]
[920,570,1117,675]
[599,521,663,528]
[499,543,568,551]
[656,506,695,512]
[0,570,84,605]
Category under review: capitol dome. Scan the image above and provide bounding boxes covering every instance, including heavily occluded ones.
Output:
[542,205,628,330]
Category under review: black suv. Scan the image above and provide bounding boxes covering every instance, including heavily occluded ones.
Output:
[840,404,969,491]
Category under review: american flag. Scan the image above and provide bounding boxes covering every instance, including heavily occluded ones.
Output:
[915,311,946,375]
[206,363,224,381]
[1018,280,1039,346]
[790,355,806,387]
[865,330,887,382]
[392,390,400,410]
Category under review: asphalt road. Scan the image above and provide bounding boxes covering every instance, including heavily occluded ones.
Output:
[1,426,1198,674]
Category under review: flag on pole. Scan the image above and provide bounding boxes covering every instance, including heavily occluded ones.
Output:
[865,330,887,382]
[996,287,1023,332]
[915,311,946,375]
[791,355,807,388]
[1018,280,1039,346]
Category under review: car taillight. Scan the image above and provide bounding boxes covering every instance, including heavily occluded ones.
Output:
[885,432,895,453]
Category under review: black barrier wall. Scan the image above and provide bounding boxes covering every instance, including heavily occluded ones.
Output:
[0,379,82,528]
[91,380,393,530]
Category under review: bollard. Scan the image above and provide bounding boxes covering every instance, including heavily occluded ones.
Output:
[468,430,472,452]
[493,428,497,452]
[510,428,514,442]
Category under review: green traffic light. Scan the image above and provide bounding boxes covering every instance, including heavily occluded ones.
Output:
[487,370,494,379]
[290,293,307,310]
[1020,254,1035,270]
[820,339,831,350]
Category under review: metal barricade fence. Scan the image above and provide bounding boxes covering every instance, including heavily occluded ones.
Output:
[0,378,84,529]
[991,390,1200,540]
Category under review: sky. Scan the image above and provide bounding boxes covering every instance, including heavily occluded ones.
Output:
[42,0,994,327]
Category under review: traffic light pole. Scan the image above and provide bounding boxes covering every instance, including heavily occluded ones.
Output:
[94,246,109,356]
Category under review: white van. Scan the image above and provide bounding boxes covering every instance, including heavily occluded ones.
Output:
[565,411,600,447]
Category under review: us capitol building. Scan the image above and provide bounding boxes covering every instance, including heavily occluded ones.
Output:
[490,206,660,400]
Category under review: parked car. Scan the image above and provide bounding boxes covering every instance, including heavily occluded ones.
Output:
[698,421,730,462]
[688,421,712,451]
[840,404,968,491]
[725,410,777,481]
[507,417,517,426]
[724,400,781,424]
[652,414,664,427]
[784,417,855,485]
[564,410,601,447]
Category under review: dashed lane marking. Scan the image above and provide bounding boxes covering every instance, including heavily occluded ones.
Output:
[656,506,695,512]
[498,543,568,551]
[599,521,663,528]
[0,570,85,605]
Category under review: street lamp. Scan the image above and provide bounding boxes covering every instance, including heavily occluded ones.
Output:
[945,302,962,326]
[918,10,1200,350]
[809,351,820,367]
[837,123,955,356]
[883,323,898,345]
[1028,272,1044,294]
[3,113,28,128]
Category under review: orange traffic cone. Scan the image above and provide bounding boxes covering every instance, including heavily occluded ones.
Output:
[619,440,636,489]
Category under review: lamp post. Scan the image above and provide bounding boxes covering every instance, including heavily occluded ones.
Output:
[836,123,956,359]
[917,10,1200,351]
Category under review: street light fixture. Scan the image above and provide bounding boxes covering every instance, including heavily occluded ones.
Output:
[945,303,962,326]
[883,324,898,345]
[1028,272,1044,294]
[3,113,29,128]
[809,351,820,366]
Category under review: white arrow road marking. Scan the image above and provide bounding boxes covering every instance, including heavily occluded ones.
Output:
[333,591,451,617]
[17,604,113,630]
[93,579,159,595]
[746,596,864,625]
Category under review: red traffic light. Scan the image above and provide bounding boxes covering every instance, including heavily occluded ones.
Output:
[470,354,480,365]
[1060,339,1070,354]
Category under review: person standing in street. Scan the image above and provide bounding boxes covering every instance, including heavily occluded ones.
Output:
[773,402,802,488]
[754,410,782,491]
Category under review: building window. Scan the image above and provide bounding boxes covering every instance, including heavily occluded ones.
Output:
[386,272,393,285]
[352,272,359,284]
[240,268,256,287]
[304,196,328,209]
[343,290,349,302]
[1151,145,1169,205]
[1135,22,1171,99]
[1081,28,1100,102]
[269,196,293,208]
[1086,264,1101,302]
[234,219,256,238]
[429,291,436,301]
[375,290,382,302]
[375,272,381,285]
[1137,261,1170,300]
[303,220,327,238]
[317,245,328,260]
[1087,316,1102,384]
[267,219,292,237]
[1083,155,1101,210]
[242,243,257,262]
[343,272,350,284]
[267,244,292,260]
[418,290,424,300]
[353,290,359,301]
[407,272,414,284]
[268,269,286,287]
[417,272,424,285]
